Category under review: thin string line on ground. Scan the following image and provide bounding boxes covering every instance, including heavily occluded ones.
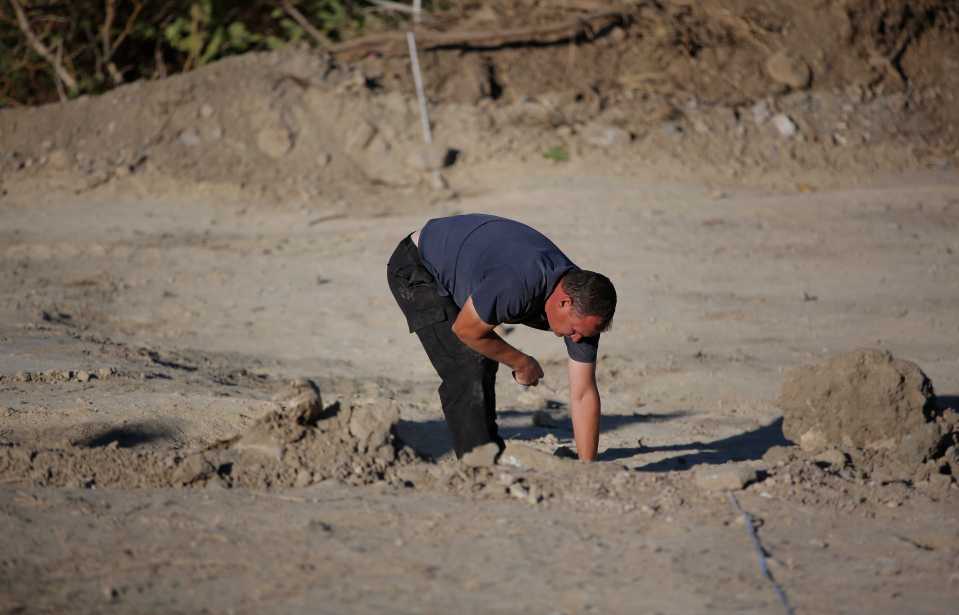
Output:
[728,492,795,615]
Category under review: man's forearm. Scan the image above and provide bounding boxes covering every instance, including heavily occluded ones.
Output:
[456,330,526,369]
[570,387,601,461]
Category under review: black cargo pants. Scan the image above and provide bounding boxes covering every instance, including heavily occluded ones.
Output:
[387,235,503,458]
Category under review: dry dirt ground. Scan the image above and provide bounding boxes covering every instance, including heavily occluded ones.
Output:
[2,171,958,613]
[3,1,959,613]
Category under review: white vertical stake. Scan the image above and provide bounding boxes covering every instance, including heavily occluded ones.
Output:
[413,0,422,25]
[406,31,432,146]
[407,30,442,188]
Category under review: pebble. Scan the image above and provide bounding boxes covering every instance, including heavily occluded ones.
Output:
[46,149,71,170]
[76,370,92,383]
[581,122,631,147]
[751,100,771,124]
[256,127,293,158]
[694,464,758,491]
[509,483,529,499]
[771,114,798,137]
[765,51,811,89]
[177,129,201,147]
[295,469,313,487]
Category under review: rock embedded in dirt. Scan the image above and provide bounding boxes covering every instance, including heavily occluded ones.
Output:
[771,114,798,137]
[178,129,202,147]
[693,463,758,491]
[256,127,293,158]
[765,51,812,89]
[751,100,772,124]
[779,349,956,475]
[46,149,71,170]
[581,123,631,148]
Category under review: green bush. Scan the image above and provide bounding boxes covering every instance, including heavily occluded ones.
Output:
[0,0,386,107]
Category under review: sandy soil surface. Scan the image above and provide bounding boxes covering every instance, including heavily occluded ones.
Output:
[3,2,959,612]
[2,168,958,613]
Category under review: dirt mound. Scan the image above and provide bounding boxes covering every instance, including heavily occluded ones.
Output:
[1,1,957,204]
[779,349,959,481]
[0,379,417,489]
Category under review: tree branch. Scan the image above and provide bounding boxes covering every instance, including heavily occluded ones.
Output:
[279,0,333,51]
[330,10,625,59]
[9,0,78,95]
[111,0,143,57]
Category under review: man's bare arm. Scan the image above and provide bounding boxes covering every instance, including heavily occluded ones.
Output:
[451,297,544,385]
[568,359,600,461]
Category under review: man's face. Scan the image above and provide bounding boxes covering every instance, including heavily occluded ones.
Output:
[548,300,604,342]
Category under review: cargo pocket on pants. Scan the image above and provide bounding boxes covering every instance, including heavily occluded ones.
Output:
[399,265,449,333]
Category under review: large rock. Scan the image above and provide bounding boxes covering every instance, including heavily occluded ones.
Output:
[779,349,940,464]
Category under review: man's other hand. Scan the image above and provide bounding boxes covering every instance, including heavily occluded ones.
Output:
[513,354,544,386]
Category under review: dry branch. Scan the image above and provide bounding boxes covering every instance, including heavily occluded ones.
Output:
[101,0,143,83]
[330,10,625,59]
[9,0,78,95]
[280,0,333,52]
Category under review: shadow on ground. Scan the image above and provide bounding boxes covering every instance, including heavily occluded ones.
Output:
[936,395,959,412]
[74,421,179,448]
[600,417,791,470]
[396,408,689,460]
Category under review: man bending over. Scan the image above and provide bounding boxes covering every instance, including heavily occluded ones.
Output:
[387,214,617,464]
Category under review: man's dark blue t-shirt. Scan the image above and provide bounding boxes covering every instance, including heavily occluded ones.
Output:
[418,213,599,363]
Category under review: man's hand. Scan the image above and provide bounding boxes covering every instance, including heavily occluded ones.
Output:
[452,297,537,378]
[512,354,544,386]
